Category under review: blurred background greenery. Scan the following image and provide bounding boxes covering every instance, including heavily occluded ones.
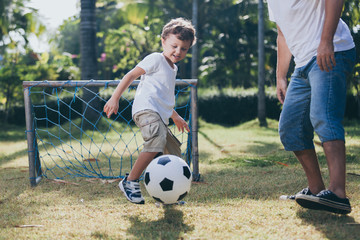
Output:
[1,0,359,125]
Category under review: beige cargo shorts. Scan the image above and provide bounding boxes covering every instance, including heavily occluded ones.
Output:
[133,110,182,157]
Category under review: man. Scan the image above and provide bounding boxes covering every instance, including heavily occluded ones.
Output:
[268,0,356,214]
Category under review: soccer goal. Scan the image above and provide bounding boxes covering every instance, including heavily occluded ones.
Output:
[23,79,199,186]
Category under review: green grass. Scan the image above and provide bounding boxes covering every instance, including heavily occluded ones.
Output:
[1,119,360,239]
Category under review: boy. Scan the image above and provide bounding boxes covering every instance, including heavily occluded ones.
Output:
[103,18,196,204]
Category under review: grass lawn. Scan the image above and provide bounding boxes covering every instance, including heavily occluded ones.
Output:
[1,119,360,239]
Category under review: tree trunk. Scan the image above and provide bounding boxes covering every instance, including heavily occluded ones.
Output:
[257,0,267,127]
[80,0,100,130]
[191,0,198,80]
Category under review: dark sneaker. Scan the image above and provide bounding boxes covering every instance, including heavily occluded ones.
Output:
[295,189,351,214]
[280,187,313,200]
[119,174,145,204]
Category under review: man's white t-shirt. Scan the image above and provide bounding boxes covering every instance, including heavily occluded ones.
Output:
[267,0,355,68]
[132,52,178,125]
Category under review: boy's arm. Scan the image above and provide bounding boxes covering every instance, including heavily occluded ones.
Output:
[103,66,145,118]
[276,25,292,104]
[317,0,344,72]
[171,109,190,133]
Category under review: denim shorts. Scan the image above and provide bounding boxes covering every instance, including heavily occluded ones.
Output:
[133,110,181,156]
[279,48,356,151]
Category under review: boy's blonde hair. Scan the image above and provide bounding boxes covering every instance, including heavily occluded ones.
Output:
[161,18,197,47]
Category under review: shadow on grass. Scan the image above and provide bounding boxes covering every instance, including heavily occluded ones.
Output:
[0,148,28,165]
[126,205,194,239]
[0,168,35,227]
[0,124,26,142]
[297,209,360,240]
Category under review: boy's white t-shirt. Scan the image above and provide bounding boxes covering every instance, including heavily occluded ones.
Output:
[267,0,355,68]
[132,52,178,125]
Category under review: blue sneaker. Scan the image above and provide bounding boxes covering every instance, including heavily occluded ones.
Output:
[295,189,351,214]
[119,174,145,204]
[280,187,313,200]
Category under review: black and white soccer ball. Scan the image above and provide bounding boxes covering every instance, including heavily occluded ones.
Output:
[144,154,192,204]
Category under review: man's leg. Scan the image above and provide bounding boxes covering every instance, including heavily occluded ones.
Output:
[295,141,351,214]
[323,140,346,198]
[293,49,354,214]
[294,149,325,195]
[277,66,319,200]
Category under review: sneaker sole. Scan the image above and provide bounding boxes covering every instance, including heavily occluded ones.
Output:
[296,195,351,214]
[118,181,145,204]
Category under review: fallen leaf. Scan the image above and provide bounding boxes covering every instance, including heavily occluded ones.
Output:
[106,178,121,183]
[85,178,100,183]
[220,148,229,153]
[275,161,289,167]
[347,172,360,177]
[15,225,43,228]
[83,158,99,162]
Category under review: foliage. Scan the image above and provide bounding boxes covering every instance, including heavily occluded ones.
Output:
[48,0,360,88]
[342,0,360,117]
[101,3,163,79]
[0,0,45,53]
[198,1,263,88]
[55,17,81,57]
[0,49,80,121]
[0,0,46,121]
[1,0,360,124]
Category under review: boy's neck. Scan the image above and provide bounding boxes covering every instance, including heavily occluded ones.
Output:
[162,52,175,69]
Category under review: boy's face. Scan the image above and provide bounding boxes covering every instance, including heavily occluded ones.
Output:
[161,34,191,65]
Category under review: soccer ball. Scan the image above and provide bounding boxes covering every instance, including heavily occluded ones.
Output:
[144,154,192,204]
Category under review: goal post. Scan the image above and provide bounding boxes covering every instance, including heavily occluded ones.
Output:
[23,79,199,186]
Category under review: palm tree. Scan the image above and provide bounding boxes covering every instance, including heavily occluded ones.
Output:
[80,0,99,129]
[257,0,267,127]
[191,0,198,80]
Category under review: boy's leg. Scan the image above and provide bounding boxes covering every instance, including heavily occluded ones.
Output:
[119,110,167,204]
[119,152,159,204]
[131,110,168,179]
[128,152,159,181]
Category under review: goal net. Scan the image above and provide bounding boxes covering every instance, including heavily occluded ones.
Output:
[23,80,199,186]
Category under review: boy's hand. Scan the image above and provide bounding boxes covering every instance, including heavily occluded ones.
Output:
[103,97,119,118]
[172,115,190,133]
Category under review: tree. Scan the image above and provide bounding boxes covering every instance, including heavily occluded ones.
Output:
[0,0,45,122]
[80,0,100,129]
[257,0,267,127]
[343,0,360,118]
[101,2,163,79]
[191,0,198,80]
